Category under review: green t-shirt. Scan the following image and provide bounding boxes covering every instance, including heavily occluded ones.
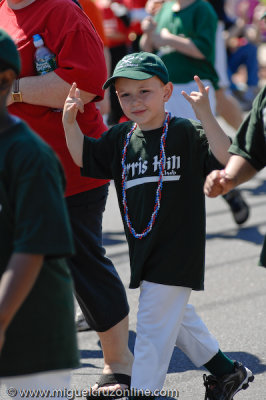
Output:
[154,0,219,89]
[0,119,79,376]
[229,86,266,267]
[81,117,223,290]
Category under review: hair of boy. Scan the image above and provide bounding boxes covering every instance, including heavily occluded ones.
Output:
[103,52,169,89]
[0,29,21,76]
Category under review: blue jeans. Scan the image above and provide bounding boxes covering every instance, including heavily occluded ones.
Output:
[228,42,259,88]
[66,184,129,332]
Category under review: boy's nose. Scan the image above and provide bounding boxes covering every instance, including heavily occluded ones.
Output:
[131,95,140,105]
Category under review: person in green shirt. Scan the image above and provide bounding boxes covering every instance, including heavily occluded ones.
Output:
[62,51,254,400]
[204,84,266,268]
[0,29,79,398]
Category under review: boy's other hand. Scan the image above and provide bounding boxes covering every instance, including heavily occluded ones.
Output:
[181,75,212,121]
[63,82,84,125]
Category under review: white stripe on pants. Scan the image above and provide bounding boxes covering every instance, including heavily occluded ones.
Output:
[131,281,219,392]
[0,370,71,400]
[166,80,216,121]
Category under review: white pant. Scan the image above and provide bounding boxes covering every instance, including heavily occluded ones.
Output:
[166,80,216,121]
[131,281,219,392]
[0,370,71,400]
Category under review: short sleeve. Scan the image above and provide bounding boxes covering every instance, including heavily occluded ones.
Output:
[229,89,266,172]
[55,29,107,99]
[81,130,115,179]
[191,5,217,61]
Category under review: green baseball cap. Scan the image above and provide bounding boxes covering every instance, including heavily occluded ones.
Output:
[0,29,21,76]
[103,52,169,89]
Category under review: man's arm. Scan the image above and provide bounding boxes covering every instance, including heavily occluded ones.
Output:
[140,16,205,59]
[7,71,96,108]
[0,253,43,352]
[152,28,205,59]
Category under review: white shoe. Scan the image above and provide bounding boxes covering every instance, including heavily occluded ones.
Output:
[75,304,91,332]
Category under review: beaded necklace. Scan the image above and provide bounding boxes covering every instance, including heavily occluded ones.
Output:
[121,112,171,239]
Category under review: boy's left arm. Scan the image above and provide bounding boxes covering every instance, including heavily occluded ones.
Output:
[63,83,85,167]
[0,254,43,352]
[182,76,231,166]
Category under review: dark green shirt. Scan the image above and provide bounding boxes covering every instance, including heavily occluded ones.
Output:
[82,117,223,290]
[0,119,79,376]
[229,86,266,267]
[154,0,219,89]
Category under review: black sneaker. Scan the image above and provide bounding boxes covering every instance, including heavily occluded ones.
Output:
[222,189,249,225]
[203,361,254,400]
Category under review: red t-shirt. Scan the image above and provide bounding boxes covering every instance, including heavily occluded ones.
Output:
[96,0,129,48]
[123,0,148,37]
[0,0,109,197]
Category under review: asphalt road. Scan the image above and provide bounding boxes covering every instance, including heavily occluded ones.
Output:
[71,119,266,400]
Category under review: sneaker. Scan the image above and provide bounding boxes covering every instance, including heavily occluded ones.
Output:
[203,361,254,400]
[222,189,249,225]
[75,306,91,332]
[76,313,91,331]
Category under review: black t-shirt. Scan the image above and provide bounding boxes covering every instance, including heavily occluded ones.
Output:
[82,116,223,290]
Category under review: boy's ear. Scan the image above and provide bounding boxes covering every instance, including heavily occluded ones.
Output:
[163,81,173,102]
[0,69,16,93]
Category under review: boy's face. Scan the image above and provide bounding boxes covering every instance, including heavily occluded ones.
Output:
[115,76,173,130]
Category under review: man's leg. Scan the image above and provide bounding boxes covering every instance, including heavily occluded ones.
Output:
[66,185,133,389]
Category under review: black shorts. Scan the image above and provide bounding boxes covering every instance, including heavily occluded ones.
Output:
[66,183,129,332]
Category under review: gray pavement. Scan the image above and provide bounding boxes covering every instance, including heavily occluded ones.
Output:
[71,119,266,400]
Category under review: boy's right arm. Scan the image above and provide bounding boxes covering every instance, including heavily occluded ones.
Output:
[62,83,85,167]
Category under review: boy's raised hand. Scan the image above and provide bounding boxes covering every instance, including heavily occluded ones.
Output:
[63,82,84,125]
[181,76,212,121]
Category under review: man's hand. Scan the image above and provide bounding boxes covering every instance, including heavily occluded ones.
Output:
[204,170,236,197]
[141,16,157,34]
[62,82,84,125]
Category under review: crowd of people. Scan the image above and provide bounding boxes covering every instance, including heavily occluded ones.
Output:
[0,0,266,399]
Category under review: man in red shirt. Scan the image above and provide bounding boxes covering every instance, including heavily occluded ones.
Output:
[0,0,133,393]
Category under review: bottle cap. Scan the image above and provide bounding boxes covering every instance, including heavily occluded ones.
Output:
[33,34,44,47]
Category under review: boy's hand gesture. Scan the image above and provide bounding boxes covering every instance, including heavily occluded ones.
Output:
[204,169,236,197]
[181,76,212,121]
[63,82,84,125]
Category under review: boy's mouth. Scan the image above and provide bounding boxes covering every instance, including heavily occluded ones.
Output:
[132,110,146,115]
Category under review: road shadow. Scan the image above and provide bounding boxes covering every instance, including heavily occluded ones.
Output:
[79,331,266,375]
[103,230,126,246]
[206,224,264,246]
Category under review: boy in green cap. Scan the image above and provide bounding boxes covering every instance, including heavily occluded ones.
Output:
[63,52,254,400]
[0,29,79,398]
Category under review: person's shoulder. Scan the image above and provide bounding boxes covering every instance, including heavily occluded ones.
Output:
[8,121,60,171]
[44,0,93,29]
[169,115,200,130]
[196,0,217,16]
[168,116,205,141]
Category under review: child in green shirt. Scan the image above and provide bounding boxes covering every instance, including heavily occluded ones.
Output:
[0,29,79,399]
[63,51,254,400]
